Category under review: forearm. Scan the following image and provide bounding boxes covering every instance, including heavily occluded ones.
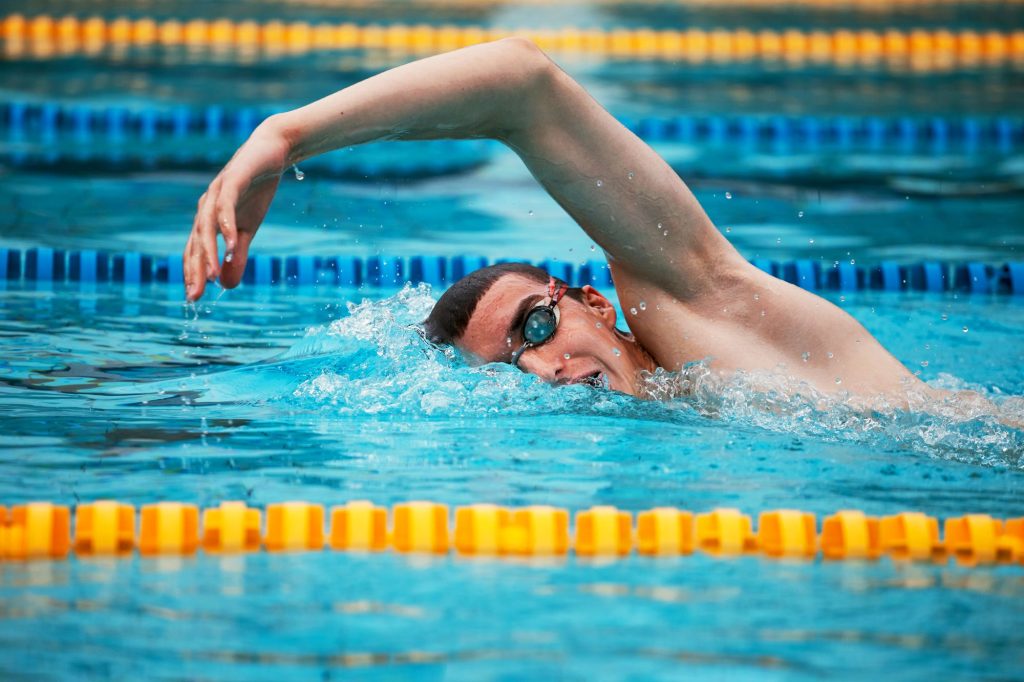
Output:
[262,38,550,165]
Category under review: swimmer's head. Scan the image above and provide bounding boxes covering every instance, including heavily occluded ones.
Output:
[424,263,654,395]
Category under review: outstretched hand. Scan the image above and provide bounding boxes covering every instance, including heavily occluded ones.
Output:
[183,122,291,301]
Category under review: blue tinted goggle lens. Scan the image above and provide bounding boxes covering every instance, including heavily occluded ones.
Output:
[523,307,557,344]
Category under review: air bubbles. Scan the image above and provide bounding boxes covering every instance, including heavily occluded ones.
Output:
[630,307,637,315]
[941,313,948,321]
[850,259,856,265]
[920,360,929,367]
[801,351,810,363]
[528,210,534,216]
[564,353,571,360]
[753,293,759,301]
[595,322,603,328]
[627,171,635,180]
[612,348,621,357]
[834,377,842,385]
[506,336,512,347]
[725,191,732,199]
[595,179,604,188]
[962,326,969,333]
[827,352,834,359]
[725,227,732,233]
[292,165,305,181]
[590,245,596,251]
[639,301,647,311]
[808,238,815,245]
[663,230,669,237]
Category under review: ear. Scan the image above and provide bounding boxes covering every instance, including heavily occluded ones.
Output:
[580,285,617,327]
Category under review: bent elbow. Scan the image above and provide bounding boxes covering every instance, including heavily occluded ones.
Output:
[485,37,557,135]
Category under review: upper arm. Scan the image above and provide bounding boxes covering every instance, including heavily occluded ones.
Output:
[501,49,745,300]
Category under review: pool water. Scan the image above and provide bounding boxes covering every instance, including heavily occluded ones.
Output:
[2,0,1024,679]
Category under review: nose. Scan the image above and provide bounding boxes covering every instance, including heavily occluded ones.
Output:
[517,345,568,383]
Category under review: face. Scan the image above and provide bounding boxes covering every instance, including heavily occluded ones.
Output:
[456,274,649,395]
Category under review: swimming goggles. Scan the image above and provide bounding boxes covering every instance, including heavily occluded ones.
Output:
[510,277,569,368]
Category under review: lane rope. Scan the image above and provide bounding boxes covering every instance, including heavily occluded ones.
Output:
[3,101,1021,154]
[2,500,1022,566]
[3,15,1024,68]
[1,248,1022,295]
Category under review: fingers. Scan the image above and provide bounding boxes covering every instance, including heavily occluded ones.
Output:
[184,235,207,302]
[185,188,217,301]
[219,230,252,289]
[216,183,240,257]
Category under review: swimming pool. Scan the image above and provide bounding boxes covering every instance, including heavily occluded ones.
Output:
[2,2,1024,680]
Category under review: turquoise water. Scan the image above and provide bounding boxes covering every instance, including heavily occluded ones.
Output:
[0,283,1023,680]
[3,0,1024,678]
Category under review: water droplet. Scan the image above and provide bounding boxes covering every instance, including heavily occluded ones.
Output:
[595,179,603,187]
[761,309,766,317]
[725,191,732,199]
[808,238,815,245]
[920,360,929,367]
[506,336,512,347]
[797,211,804,218]
[656,222,663,231]
[924,344,931,351]
[839,295,845,302]
[627,171,635,180]
[834,377,842,385]
[595,322,603,328]
[801,351,810,362]
[776,237,782,244]
[564,353,571,360]
[612,348,621,357]
[663,230,669,236]
[590,245,595,251]
[639,301,646,311]
[850,259,856,265]
[827,352,834,359]
[655,304,662,310]
[941,313,948,321]
[292,165,305,180]
[528,210,534,216]
[725,226,732,233]
[753,293,760,301]
[630,307,637,315]
[962,326,969,333]
[225,251,233,263]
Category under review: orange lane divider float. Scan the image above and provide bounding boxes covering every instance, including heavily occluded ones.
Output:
[2,15,1023,69]
[2,501,1024,566]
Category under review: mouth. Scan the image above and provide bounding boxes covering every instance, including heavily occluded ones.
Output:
[574,371,609,390]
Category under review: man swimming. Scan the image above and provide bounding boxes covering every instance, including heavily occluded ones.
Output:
[184,38,922,400]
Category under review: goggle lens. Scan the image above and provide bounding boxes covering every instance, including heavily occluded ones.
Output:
[523,308,557,344]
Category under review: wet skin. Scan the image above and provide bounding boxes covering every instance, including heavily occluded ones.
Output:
[183,38,925,401]
[457,275,656,395]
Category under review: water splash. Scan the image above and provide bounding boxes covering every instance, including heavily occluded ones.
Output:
[638,364,1024,467]
[147,285,1024,467]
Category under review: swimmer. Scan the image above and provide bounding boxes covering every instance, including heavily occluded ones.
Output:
[181,38,947,403]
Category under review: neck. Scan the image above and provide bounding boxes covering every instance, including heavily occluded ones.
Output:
[618,329,658,374]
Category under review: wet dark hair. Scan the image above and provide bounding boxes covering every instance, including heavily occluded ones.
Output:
[423,262,583,346]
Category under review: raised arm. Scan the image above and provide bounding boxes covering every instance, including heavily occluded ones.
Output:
[185,38,738,301]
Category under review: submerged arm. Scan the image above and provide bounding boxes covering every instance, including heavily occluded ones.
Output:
[185,38,736,300]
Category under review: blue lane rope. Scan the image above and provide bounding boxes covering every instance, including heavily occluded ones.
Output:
[2,101,1022,153]
[1,248,1022,295]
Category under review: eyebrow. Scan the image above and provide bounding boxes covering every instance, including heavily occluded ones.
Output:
[504,294,545,355]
